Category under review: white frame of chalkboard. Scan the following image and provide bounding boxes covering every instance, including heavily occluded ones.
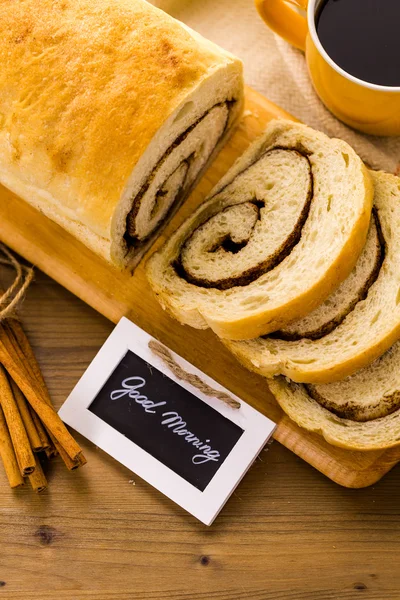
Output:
[59,317,276,526]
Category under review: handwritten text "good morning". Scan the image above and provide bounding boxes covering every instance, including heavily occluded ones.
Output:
[110,377,220,465]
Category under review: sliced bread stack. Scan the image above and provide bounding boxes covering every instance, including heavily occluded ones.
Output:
[147,120,373,339]
[146,119,400,451]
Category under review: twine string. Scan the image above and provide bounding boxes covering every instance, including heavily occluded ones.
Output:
[149,339,241,409]
[0,243,34,321]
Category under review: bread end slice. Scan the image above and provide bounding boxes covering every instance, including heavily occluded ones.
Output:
[269,375,400,451]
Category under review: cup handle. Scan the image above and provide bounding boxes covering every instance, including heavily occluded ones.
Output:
[255,0,308,51]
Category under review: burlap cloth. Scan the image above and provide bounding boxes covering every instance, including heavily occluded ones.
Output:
[151,0,400,174]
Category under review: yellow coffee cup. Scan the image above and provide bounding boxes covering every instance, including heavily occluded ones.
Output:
[255,0,400,136]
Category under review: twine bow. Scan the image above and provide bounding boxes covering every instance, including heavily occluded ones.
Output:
[0,243,34,321]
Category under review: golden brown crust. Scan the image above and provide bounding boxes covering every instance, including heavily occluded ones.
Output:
[0,0,242,263]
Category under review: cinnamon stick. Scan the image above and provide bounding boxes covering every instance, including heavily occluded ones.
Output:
[5,324,67,466]
[3,323,53,454]
[28,456,47,493]
[7,319,86,468]
[0,365,35,476]
[0,325,82,461]
[44,438,58,460]
[52,438,81,470]
[0,404,24,488]
[28,405,51,451]
[10,379,43,452]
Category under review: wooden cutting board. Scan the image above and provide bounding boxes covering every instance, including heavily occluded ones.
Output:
[1,86,399,488]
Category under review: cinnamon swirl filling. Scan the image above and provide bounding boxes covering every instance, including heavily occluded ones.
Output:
[125,101,236,248]
[175,148,313,290]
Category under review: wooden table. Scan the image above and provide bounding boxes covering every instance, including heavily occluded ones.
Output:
[0,271,399,600]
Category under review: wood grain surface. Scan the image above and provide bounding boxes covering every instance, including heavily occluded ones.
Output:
[0,87,399,488]
[0,273,399,600]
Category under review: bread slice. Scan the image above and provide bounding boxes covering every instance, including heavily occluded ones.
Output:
[226,172,400,382]
[146,119,373,340]
[268,336,400,450]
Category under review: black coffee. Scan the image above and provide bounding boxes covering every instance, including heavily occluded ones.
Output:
[316,0,400,87]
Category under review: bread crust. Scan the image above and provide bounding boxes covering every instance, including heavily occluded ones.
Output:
[0,0,243,266]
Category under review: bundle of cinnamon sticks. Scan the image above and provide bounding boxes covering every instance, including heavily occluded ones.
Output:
[0,315,86,492]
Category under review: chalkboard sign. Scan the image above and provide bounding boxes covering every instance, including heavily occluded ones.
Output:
[59,318,276,525]
[89,350,244,491]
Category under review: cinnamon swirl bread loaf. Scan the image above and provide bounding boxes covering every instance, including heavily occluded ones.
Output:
[227,172,400,383]
[0,0,243,268]
[147,120,373,339]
